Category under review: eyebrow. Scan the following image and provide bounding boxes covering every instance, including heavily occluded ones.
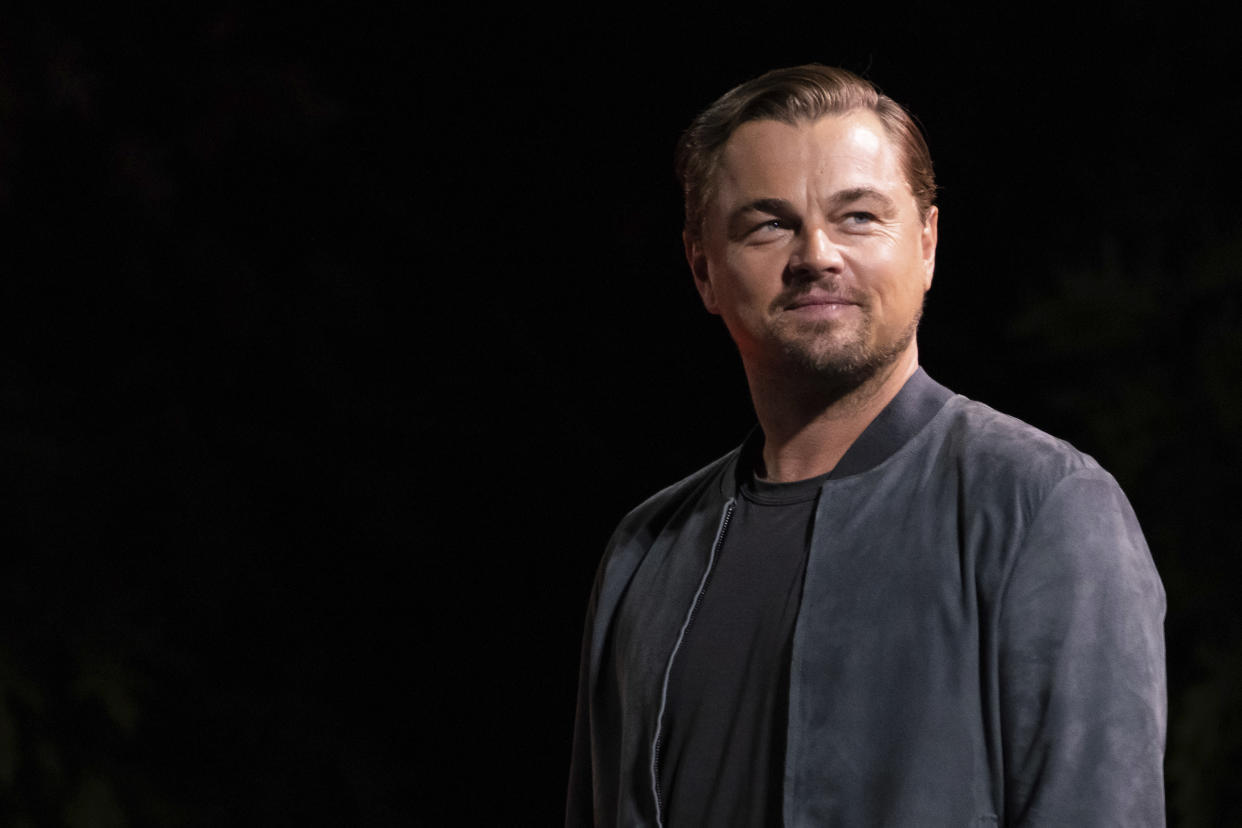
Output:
[729,187,898,224]
[825,187,898,213]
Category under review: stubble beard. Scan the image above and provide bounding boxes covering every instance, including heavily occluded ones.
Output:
[770,299,923,395]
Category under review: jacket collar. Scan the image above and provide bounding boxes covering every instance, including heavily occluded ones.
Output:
[725,367,954,494]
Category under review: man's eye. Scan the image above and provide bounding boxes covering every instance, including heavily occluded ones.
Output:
[844,212,876,225]
[755,219,788,233]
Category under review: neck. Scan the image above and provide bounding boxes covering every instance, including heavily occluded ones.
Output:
[746,345,919,483]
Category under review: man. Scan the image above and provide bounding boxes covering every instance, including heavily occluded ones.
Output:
[567,65,1166,826]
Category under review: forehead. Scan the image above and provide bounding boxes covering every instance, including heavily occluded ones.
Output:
[713,111,910,205]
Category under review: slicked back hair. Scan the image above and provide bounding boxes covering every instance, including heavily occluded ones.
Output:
[675,64,937,241]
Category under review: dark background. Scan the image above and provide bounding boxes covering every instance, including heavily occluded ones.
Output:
[2,5,1240,826]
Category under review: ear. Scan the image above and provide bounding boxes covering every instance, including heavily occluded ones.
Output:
[684,230,720,315]
[920,205,939,291]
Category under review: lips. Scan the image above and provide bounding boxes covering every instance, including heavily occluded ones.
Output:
[785,293,858,310]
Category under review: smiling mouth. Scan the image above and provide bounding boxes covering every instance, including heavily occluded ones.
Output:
[786,295,858,310]
[790,299,850,308]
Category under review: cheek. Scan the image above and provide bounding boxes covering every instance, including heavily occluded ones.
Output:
[868,245,926,297]
[714,260,766,308]
[727,246,786,289]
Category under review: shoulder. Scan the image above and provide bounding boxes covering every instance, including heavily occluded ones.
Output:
[932,394,1110,507]
[929,394,1158,590]
[914,393,1149,551]
[938,394,1100,479]
[583,444,740,612]
[607,444,738,551]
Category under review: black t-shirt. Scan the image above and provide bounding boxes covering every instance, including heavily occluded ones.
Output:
[659,471,824,827]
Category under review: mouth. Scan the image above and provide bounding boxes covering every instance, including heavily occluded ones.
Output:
[785,294,858,311]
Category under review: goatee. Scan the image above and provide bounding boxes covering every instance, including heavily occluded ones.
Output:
[776,301,922,399]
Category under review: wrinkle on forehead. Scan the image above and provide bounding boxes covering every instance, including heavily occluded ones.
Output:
[711,112,910,223]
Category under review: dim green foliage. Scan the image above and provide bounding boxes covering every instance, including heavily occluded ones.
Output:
[0,642,175,828]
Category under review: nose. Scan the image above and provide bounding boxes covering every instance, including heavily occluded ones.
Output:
[787,224,844,281]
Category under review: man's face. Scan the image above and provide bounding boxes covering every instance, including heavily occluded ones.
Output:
[686,111,938,385]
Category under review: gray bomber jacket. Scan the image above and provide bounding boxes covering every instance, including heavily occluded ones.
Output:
[567,374,1166,826]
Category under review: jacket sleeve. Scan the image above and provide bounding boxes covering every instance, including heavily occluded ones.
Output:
[998,468,1167,826]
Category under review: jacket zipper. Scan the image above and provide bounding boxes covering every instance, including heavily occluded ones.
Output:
[649,498,736,827]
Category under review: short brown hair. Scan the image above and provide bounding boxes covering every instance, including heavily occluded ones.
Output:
[675,64,937,240]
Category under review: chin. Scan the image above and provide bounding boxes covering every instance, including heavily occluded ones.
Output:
[789,347,884,386]
[778,327,916,390]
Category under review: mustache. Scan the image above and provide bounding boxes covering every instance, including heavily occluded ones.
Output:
[770,278,864,312]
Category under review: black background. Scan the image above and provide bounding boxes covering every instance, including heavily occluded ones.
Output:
[2,5,1240,826]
